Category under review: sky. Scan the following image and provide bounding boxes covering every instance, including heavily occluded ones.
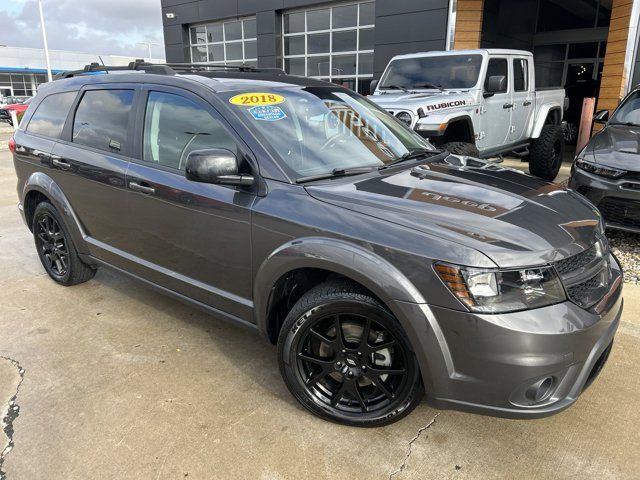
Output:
[0,0,166,59]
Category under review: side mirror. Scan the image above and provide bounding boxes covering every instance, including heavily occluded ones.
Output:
[484,75,506,97]
[185,149,254,186]
[593,109,609,124]
[369,79,379,95]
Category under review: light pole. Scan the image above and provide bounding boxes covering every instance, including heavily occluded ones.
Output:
[37,0,52,82]
[137,42,159,63]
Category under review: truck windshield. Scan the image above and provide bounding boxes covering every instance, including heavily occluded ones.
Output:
[223,86,435,180]
[379,54,483,90]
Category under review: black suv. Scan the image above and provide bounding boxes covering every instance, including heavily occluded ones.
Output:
[11,62,623,427]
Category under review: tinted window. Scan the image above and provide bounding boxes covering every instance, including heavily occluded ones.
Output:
[611,91,640,125]
[73,90,134,154]
[513,59,528,92]
[143,91,237,171]
[27,92,76,138]
[484,59,508,93]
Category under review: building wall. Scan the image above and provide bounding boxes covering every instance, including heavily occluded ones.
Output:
[453,0,484,49]
[160,0,449,78]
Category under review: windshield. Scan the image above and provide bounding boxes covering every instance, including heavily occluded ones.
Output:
[379,54,483,90]
[223,86,434,179]
[610,91,640,125]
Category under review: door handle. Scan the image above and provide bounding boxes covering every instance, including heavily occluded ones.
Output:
[52,158,72,170]
[129,181,156,195]
[503,103,513,109]
[523,101,532,106]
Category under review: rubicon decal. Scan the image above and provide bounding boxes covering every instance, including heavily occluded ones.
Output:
[425,100,466,111]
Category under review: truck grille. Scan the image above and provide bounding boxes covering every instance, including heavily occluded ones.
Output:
[553,238,611,309]
[598,197,640,230]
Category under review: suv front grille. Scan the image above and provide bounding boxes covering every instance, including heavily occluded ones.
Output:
[598,197,640,229]
[553,238,611,309]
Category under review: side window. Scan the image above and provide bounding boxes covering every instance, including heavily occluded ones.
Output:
[72,89,134,154]
[142,91,237,171]
[26,92,76,138]
[513,59,529,92]
[484,58,508,93]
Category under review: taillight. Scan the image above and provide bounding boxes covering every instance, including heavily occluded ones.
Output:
[8,137,16,154]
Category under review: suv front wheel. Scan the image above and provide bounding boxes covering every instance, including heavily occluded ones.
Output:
[277,280,423,427]
[32,201,96,286]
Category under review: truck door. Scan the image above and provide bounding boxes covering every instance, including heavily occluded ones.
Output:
[479,57,511,151]
[509,57,534,142]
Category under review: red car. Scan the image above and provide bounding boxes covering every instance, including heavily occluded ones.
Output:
[0,97,32,126]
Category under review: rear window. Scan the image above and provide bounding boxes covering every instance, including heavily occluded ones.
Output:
[26,92,76,138]
[72,89,134,154]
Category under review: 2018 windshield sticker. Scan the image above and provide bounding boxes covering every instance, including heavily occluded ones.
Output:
[249,105,287,121]
[229,93,285,106]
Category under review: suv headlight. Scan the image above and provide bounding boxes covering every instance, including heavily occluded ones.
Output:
[575,157,626,179]
[434,263,566,313]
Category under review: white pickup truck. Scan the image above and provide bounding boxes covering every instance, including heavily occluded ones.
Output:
[369,49,568,180]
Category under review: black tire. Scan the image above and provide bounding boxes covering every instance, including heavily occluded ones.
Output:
[32,201,96,286]
[443,141,480,157]
[277,280,424,427]
[529,124,565,181]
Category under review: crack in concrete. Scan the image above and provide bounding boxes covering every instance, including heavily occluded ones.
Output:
[389,413,440,480]
[0,356,25,480]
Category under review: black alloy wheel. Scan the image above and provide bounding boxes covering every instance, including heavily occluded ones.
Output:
[35,212,69,278]
[278,281,423,427]
[32,201,96,286]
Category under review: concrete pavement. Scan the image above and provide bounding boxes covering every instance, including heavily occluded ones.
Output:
[0,150,639,479]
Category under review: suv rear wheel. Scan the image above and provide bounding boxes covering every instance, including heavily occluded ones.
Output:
[277,280,423,427]
[32,202,96,286]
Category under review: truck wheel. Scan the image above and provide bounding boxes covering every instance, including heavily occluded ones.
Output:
[529,125,564,181]
[443,142,480,157]
[277,280,423,427]
[32,201,96,286]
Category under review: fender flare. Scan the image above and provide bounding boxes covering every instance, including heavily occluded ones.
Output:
[415,111,476,138]
[22,171,90,255]
[253,237,455,391]
[531,106,562,138]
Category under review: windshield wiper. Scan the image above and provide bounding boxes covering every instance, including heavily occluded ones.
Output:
[381,84,412,93]
[378,148,447,169]
[296,166,377,183]
[413,83,444,91]
[610,121,640,127]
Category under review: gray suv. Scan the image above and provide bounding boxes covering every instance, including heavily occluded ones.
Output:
[10,62,623,427]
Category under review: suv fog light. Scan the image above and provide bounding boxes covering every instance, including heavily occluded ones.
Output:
[525,376,555,403]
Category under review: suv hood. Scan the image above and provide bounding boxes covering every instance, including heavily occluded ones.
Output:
[591,124,640,172]
[370,91,477,113]
[306,157,601,268]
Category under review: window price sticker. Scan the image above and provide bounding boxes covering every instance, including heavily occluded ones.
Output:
[248,105,288,121]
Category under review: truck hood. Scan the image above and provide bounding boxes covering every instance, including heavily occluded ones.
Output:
[306,156,601,268]
[370,91,478,113]
[591,124,640,172]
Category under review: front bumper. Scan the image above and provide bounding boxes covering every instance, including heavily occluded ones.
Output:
[569,166,640,233]
[393,253,624,418]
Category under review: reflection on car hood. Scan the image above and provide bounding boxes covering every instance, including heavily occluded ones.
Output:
[306,156,601,268]
[591,124,640,172]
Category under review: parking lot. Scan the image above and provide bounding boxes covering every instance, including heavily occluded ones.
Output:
[1,146,639,479]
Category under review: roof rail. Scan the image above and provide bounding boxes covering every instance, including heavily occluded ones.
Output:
[54,60,286,80]
[54,59,176,79]
[165,62,285,74]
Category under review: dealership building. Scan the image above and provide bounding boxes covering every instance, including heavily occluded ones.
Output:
[160,0,640,124]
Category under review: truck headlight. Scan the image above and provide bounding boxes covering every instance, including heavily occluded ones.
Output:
[575,157,626,179]
[395,111,413,126]
[434,263,566,313]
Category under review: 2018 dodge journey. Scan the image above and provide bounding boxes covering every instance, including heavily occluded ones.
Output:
[9,61,623,426]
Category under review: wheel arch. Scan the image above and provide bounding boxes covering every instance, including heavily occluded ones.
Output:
[442,116,475,144]
[22,172,89,255]
[254,237,456,393]
[532,106,563,138]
